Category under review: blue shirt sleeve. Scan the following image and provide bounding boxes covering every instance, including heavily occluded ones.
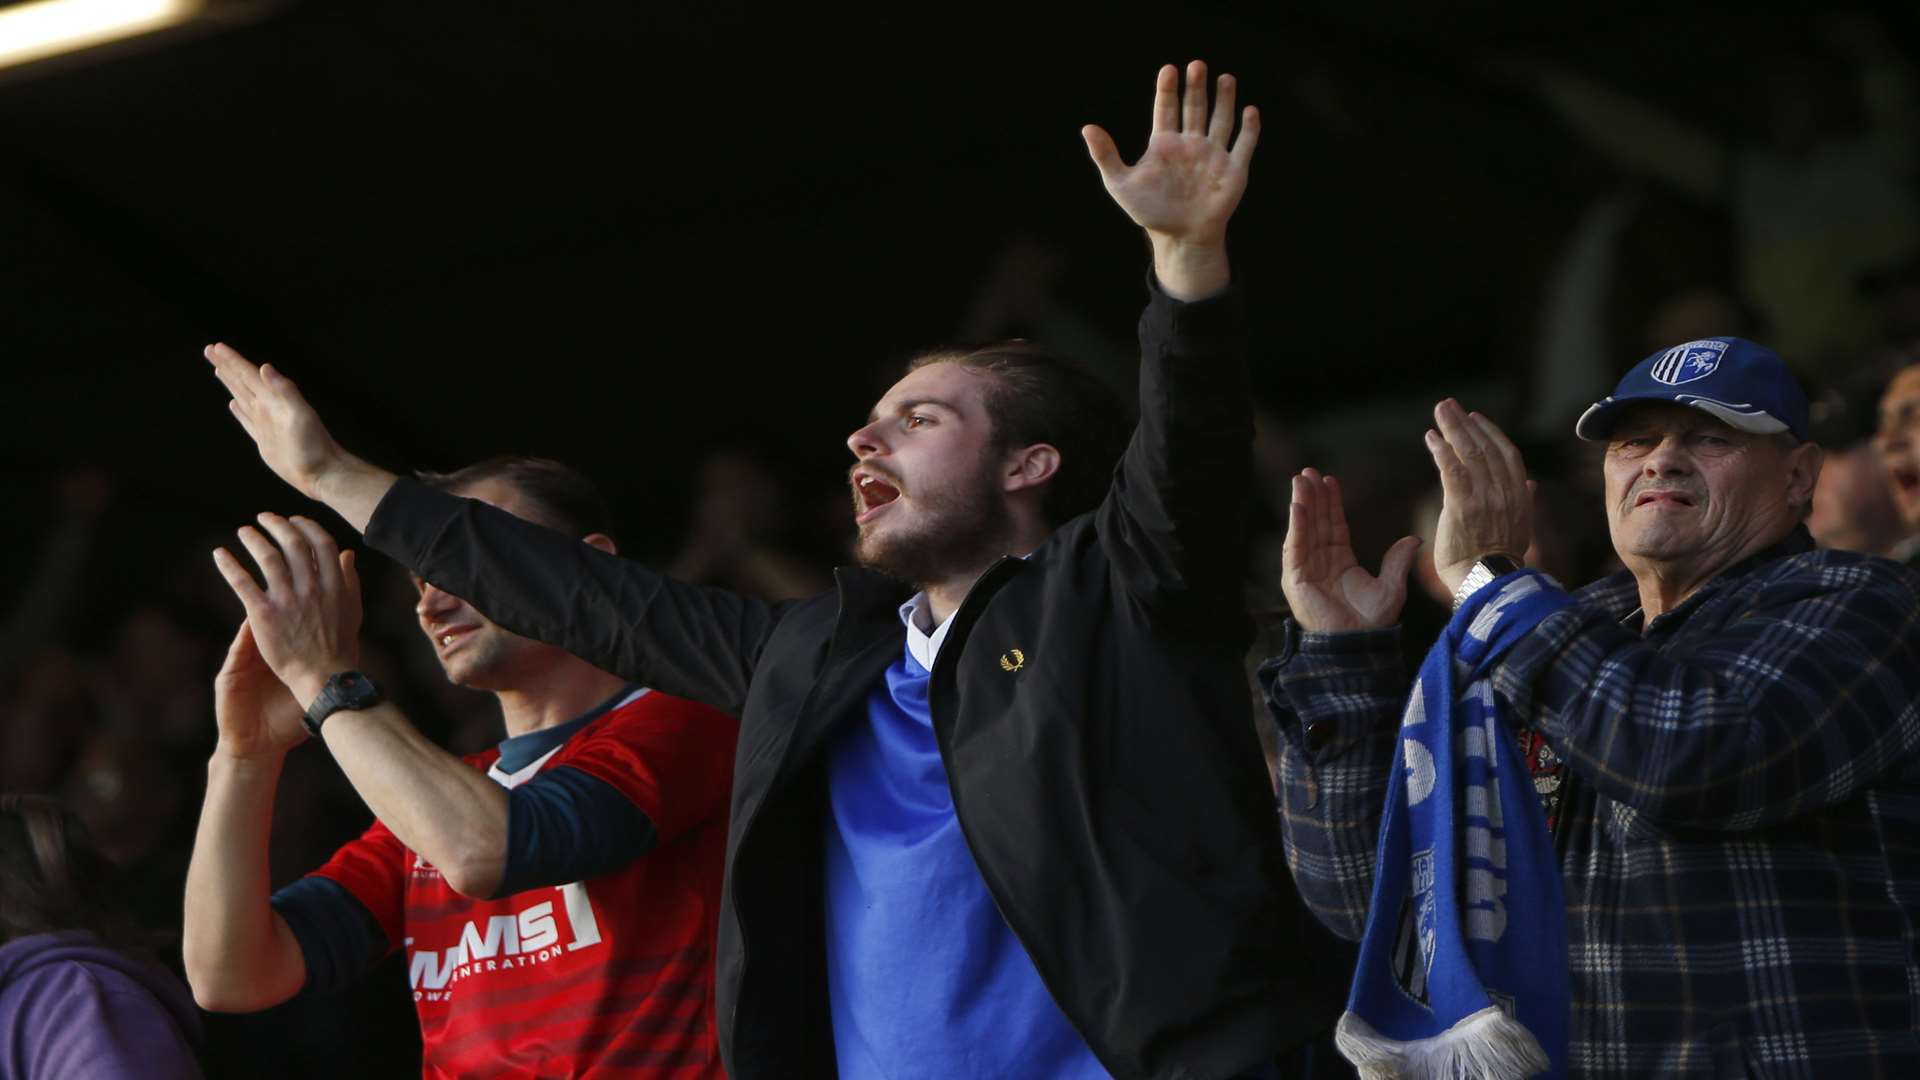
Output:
[270,876,389,995]
[493,764,657,898]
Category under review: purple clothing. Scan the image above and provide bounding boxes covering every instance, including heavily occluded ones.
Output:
[0,931,201,1080]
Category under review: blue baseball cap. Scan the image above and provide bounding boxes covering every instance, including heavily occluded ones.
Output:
[1574,337,1810,442]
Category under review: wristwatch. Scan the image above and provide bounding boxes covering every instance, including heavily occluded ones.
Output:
[303,671,384,737]
[1451,554,1523,610]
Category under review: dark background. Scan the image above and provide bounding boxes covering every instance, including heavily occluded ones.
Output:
[8,2,1911,566]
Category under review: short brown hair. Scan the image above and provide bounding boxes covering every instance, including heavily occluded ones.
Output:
[908,342,1129,526]
[416,456,615,542]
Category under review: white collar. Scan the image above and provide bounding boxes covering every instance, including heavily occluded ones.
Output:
[897,592,958,672]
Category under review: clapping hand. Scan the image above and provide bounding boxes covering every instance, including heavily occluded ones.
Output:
[1281,469,1422,633]
[1424,400,1533,594]
[211,513,363,711]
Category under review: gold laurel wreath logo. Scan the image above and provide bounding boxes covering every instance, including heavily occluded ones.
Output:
[999,648,1025,672]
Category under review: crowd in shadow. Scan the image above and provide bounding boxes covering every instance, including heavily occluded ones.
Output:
[0,12,1917,1075]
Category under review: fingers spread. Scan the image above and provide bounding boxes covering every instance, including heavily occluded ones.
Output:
[1182,60,1208,133]
[288,516,342,594]
[1151,64,1179,133]
[235,524,294,596]
[254,514,316,594]
[1230,106,1261,165]
[212,547,268,611]
[1081,124,1125,181]
[1208,74,1237,145]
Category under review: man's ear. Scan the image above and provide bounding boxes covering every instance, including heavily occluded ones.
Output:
[582,532,619,556]
[1786,443,1824,515]
[1003,443,1062,493]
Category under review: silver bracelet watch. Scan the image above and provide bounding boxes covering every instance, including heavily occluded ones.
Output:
[1451,554,1523,610]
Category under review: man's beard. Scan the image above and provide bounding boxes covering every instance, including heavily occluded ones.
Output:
[854,464,1013,589]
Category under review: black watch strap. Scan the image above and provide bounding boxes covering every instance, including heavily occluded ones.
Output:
[303,671,384,737]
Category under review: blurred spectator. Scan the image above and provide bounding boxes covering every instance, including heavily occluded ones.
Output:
[667,448,832,601]
[1873,357,1920,565]
[0,794,201,1078]
[1810,373,1906,555]
[1809,446,1903,556]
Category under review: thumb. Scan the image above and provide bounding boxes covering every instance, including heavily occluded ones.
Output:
[221,618,254,669]
[339,549,361,600]
[1378,535,1422,588]
[1081,124,1124,182]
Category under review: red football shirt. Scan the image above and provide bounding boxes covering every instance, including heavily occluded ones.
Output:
[310,689,737,1078]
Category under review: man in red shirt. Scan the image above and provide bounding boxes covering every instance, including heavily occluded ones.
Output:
[183,456,737,1078]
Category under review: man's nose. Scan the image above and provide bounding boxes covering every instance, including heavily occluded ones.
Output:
[1643,437,1693,476]
[847,420,885,459]
[416,581,458,620]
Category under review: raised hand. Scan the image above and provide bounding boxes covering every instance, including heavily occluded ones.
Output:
[1425,399,1534,593]
[1281,469,1421,633]
[1083,60,1258,244]
[212,620,310,761]
[206,344,348,499]
[211,513,363,709]
[1082,61,1258,298]
[204,344,396,532]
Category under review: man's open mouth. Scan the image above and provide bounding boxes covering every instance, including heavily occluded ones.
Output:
[1891,465,1920,502]
[853,472,902,523]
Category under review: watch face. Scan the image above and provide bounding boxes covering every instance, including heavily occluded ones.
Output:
[333,672,381,709]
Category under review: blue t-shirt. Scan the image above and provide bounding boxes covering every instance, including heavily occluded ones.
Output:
[823,641,1109,1079]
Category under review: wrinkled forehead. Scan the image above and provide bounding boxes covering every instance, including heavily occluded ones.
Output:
[868,360,993,422]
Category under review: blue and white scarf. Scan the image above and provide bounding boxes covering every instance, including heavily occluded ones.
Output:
[1336,571,1572,1079]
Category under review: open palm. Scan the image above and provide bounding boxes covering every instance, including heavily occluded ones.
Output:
[1281,470,1420,633]
[1083,61,1258,245]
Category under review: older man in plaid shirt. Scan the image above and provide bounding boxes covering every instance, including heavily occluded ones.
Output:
[1265,338,1920,1077]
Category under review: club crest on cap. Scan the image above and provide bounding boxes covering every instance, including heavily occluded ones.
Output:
[1649,339,1729,386]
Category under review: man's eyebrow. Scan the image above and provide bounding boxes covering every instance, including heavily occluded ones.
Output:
[866,398,960,423]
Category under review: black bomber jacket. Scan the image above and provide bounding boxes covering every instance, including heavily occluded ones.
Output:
[363,277,1347,1079]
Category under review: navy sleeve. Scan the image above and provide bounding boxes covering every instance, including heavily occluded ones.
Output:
[493,764,658,898]
[270,876,389,995]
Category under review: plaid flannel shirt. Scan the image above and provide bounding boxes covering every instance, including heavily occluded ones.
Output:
[1262,527,1920,1078]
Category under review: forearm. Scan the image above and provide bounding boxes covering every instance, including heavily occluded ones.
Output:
[1148,234,1230,301]
[1275,726,1395,941]
[319,704,507,897]
[1263,624,1408,939]
[311,452,397,535]
[183,752,307,1011]
[1102,270,1251,613]
[366,478,780,712]
[1497,570,1920,828]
